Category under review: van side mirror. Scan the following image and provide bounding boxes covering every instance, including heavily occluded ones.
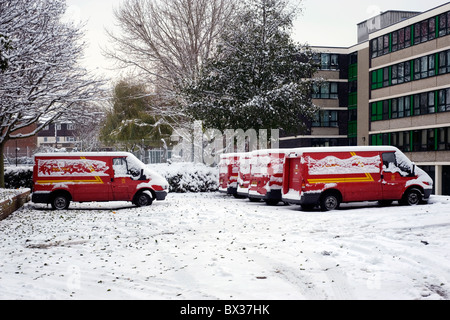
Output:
[138,168,147,181]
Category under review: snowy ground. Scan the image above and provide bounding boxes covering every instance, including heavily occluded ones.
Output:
[1,192,449,300]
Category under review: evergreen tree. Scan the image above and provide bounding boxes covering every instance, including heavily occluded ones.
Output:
[182,0,318,134]
[100,80,172,151]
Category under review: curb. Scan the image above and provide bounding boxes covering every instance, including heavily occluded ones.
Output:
[0,190,31,221]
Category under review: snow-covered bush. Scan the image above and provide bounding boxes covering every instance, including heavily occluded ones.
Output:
[5,167,33,189]
[149,162,218,193]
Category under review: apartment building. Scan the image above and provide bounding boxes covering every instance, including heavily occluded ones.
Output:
[280,2,450,195]
[37,122,77,151]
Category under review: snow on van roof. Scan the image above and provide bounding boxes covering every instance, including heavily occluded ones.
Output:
[287,146,399,154]
[250,148,290,155]
[34,152,133,158]
[220,146,399,158]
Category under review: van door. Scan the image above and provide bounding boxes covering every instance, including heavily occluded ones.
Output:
[64,157,112,202]
[287,157,302,195]
[381,152,409,200]
[111,157,131,201]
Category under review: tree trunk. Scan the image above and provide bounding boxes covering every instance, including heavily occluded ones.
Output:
[0,142,5,189]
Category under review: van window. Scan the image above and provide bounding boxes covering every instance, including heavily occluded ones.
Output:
[383,151,413,176]
[382,152,396,171]
[113,156,143,179]
[113,158,128,177]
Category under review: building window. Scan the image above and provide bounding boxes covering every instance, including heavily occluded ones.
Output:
[391,61,411,84]
[413,54,435,80]
[438,12,450,36]
[371,101,390,121]
[314,53,339,70]
[312,110,338,127]
[371,127,450,152]
[67,124,75,131]
[370,11,450,59]
[392,26,411,52]
[312,82,338,99]
[438,88,450,112]
[371,68,384,90]
[412,129,435,152]
[413,92,435,116]
[391,96,411,119]
[372,49,450,90]
[438,50,450,74]
[414,18,435,44]
[437,127,450,150]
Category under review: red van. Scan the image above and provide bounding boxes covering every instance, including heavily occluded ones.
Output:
[248,149,287,205]
[32,152,169,210]
[218,153,240,196]
[282,146,433,211]
[236,153,252,197]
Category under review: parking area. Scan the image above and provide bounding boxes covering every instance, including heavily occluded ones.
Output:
[1,192,449,299]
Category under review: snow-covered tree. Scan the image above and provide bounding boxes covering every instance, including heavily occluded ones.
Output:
[100,79,173,152]
[0,0,104,187]
[105,0,237,94]
[0,33,10,71]
[182,0,319,134]
[104,0,238,131]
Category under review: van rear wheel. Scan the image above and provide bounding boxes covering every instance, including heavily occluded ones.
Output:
[320,192,341,211]
[51,194,70,210]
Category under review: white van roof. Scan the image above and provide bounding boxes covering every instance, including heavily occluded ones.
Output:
[34,152,133,158]
[288,146,399,155]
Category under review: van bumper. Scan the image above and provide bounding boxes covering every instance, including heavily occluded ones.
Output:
[283,192,321,205]
[423,188,432,200]
[248,189,282,201]
[32,192,51,204]
[155,190,168,201]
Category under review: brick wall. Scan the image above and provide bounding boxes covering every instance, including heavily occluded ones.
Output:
[0,190,31,221]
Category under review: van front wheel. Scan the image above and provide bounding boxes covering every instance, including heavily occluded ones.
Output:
[134,192,153,207]
[401,188,422,206]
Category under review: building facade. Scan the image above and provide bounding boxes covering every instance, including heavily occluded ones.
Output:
[37,122,77,151]
[280,2,450,195]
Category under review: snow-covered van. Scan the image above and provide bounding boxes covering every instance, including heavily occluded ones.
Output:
[218,153,240,196]
[282,146,433,211]
[248,149,287,205]
[236,153,252,197]
[32,152,169,210]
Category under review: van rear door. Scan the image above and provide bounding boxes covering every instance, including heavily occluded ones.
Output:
[282,155,303,202]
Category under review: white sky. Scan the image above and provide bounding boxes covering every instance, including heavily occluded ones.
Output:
[64,0,450,82]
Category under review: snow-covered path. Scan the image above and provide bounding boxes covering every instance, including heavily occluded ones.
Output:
[1,193,449,300]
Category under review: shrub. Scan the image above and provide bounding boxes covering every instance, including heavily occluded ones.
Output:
[4,167,33,189]
[149,162,218,193]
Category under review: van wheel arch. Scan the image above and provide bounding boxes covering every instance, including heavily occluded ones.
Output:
[50,190,72,210]
[320,189,342,211]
